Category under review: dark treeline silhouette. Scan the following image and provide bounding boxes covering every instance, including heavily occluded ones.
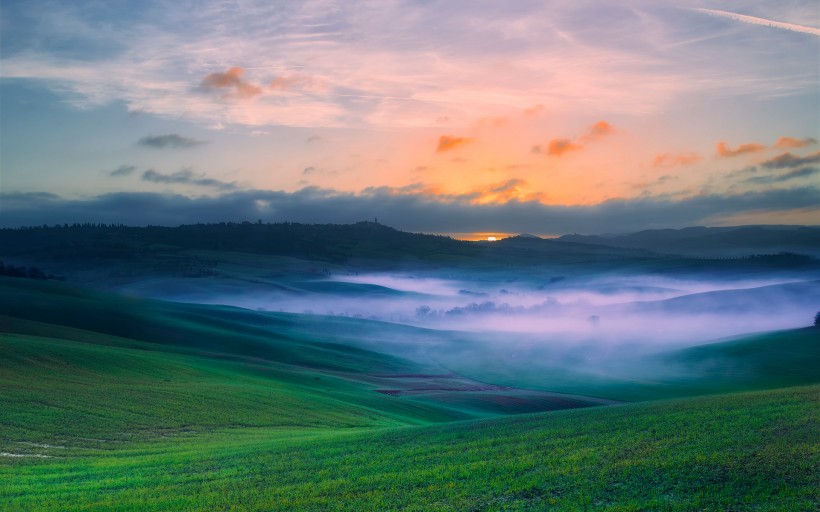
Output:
[0,261,65,281]
[0,222,816,271]
[0,221,469,264]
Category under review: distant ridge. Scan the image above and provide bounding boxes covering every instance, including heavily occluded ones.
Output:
[555,225,820,257]
[0,221,467,265]
[1,222,817,286]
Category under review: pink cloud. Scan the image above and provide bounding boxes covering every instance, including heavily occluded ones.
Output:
[523,104,545,116]
[652,152,701,168]
[270,73,324,92]
[202,67,262,99]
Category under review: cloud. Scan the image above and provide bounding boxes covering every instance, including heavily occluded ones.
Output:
[142,169,237,190]
[746,167,819,184]
[725,165,759,179]
[582,120,614,142]
[537,121,614,157]
[652,153,700,168]
[301,166,337,177]
[774,137,818,149]
[632,174,679,190]
[1,0,817,133]
[716,141,766,158]
[523,104,545,116]
[436,135,473,153]
[761,151,820,169]
[546,139,583,156]
[475,116,507,129]
[306,135,323,144]
[270,73,324,92]
[107,164,137,177]
[2,2,816,130]
[691,8,820,37]
[468,179,538,204]
[3,186,818,234]
[201,67,262,99]
[138,134,206,149]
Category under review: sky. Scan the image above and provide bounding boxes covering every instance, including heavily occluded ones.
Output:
[1,0,818,236]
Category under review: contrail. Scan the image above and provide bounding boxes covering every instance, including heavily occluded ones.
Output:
[692,8,820,37]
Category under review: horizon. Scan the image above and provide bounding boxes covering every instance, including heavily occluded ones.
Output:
[1,1,819,233]
[1,218,818,242]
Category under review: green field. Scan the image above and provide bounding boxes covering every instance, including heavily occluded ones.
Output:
[2,377,817,510]
[1,276,819,510]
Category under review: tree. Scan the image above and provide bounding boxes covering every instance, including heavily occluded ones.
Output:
[815,311,820,328]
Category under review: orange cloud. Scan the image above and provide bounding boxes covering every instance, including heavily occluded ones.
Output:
[774,136,818,149]
[652,152,701,168]
[583,120,614,141]
[201,67,262,99]
[536,120,614,157]
[468,179,542,204]
[437,135,473,153]
[716,141,766,158]
[547,138,583,156]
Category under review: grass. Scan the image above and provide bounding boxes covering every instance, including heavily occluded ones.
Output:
[431,327,820,401]
[0,333,448,445]
[1,276,818,510]
[1,385,817,511]
[0,278,614,451]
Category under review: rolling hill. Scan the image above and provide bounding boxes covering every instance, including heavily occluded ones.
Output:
[557,225,820,257]
[1,222,818,510]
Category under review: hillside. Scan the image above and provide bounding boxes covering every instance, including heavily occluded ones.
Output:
[1,276,818,510]
[4,277,818,404]
[2,224,818,319]
[557,225,820,257]
[1,224,818,510]
[0,277,615,441]
[2,383,816,511]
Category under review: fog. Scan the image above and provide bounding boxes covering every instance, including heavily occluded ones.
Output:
[136,271,820,350]
[107,268,820,394]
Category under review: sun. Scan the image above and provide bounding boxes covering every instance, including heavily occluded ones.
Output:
[487,236,497,242]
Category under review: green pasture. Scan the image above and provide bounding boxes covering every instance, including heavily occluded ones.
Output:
[1,276,818,510]
[1,386,816,511]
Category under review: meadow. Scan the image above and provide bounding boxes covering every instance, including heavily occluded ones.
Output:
[1,224,819,510]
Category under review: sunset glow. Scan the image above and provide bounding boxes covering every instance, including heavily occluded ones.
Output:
[1,1,818,232]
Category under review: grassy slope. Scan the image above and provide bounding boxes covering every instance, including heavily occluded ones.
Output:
[1,385,816,511]
[0,277,427,375]
[2,277,819,509]
[3,276,818,405]
[0,333,463,446]
[0,278,616,447]
[431,327,820,402]
[660,327,820,393]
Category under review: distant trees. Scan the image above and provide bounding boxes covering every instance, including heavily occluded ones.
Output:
[0,261,64,281]
[815,311,819,328]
